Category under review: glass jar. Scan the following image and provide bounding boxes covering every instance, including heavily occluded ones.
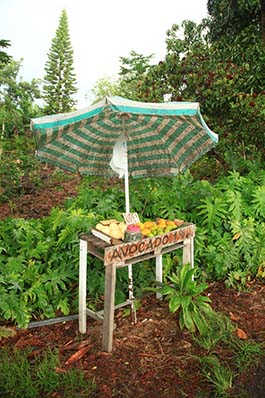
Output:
[124,224,142,242]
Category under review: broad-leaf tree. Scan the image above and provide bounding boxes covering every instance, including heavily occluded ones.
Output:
[43,9,77,114]
[206,0,265,42]
[90,51,155,102]
[0,60,42,137]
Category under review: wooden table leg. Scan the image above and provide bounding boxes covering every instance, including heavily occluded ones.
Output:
[102,263,116,352]
[79,239,88,334]
[155,253,163,299]
[183,237,194,268]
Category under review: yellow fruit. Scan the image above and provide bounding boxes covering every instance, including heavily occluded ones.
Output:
[110,230,123,240]
[96,223,104,231]
[166,220,176,227]
[109,222,119,230]
[119,222,127,233]
[102,226,110,235]
[142,228,151,236]
[144,221,155,228]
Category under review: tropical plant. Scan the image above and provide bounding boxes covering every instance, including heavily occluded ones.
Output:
[156,264,212,335]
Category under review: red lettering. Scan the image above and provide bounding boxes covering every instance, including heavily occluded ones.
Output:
[120,244,130,257]
[162,235,169,245]
[153,236,162,248]
[129,243,138,255]
[110,247,123,262]
[146,239,154,251]
[138,241,146,253]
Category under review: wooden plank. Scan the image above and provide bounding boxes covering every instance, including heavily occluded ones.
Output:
[104,224,195,266]
[86,308,104,322]
[102,263,116,352]
[79,239,88,334]
[183,237,194,268]
[156,254,163,300]
[86,242,104,261]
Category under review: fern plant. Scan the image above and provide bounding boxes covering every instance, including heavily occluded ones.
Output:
[197,196,228,230]
[251,185,265,219]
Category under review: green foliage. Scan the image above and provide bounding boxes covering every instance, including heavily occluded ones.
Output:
[1,158,265,327]
[0,39,12,66]
[0,347,95,398]
[198,355,234,397]
[228,337,265,371]
[90,51,155,102]
[206,0,263,42]
[0,207,97,327]
[0,136,41,202]
[192,311,236,351]
[157,264,212,335]
[0,60,42,136]
[192,307,264,397]
[43,9,77,114]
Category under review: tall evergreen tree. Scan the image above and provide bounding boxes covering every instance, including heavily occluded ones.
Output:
[0,39,12,66]
[43,9,77,114]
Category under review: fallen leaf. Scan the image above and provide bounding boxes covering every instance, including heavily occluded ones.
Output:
[55,367,67,374]
[65,345,91,365]
[236,328,248,340]
[229,312,240,321]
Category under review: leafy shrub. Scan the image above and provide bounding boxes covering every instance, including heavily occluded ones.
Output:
[155,264,212,335]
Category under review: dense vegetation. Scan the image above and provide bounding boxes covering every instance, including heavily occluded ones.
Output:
[0,141,265,327]
[0,0,265,327]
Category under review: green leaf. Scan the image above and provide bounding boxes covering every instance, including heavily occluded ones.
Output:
[182,308,196,332]
[160,285,178,296]
[169,296,182,313]
[179,264,196,294]
[192,307,209,336]
[179,311,185,330]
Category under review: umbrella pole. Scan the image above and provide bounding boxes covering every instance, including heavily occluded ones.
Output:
[124,150,130,214]
[124,140,136,322]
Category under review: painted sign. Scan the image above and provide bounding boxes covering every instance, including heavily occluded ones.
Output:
[122,212,140,225]
[104,223,195,266]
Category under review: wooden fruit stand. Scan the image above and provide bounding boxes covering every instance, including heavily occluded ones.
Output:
[79,222,195,352]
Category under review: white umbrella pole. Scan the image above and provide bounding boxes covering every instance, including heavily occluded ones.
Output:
[124,148,130,213]
[124,140,136,322]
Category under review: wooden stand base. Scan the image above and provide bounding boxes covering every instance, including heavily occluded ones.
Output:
[79,223,195,352]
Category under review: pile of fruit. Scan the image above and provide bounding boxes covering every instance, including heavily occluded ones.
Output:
[95,219,127,240]
[95,218,184,241]
[138,218,183,238]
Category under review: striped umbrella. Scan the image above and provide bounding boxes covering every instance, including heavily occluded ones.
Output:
[31,96,218,212]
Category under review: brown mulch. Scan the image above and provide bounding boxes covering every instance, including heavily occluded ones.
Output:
[1,284,265,398]
[0,165,82,220]
[0,166,265,397]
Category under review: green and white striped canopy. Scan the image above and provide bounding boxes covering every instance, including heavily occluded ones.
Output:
[30,96,218,178]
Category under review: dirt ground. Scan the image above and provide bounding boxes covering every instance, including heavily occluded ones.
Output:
[0,166,265,397]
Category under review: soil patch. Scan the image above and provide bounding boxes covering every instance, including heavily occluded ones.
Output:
[1,283,265,397]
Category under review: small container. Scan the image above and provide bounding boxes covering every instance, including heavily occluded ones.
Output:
[124,224,142,242]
